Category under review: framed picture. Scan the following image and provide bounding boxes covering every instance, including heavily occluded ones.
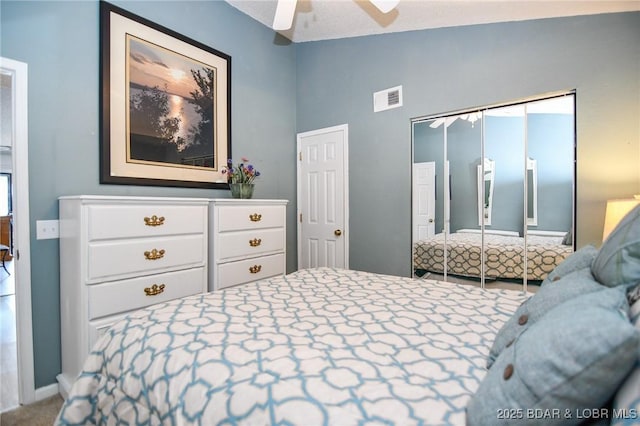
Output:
[100,1,231,188]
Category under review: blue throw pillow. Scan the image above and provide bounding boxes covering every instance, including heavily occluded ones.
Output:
[592,204,640,288]
[468,286,639,426]
[487,267,602,368]
[541,244,598,286]
[611,284,640,426]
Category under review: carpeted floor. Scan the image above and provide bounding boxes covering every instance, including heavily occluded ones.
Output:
[0,394,63,426]
[417,271,540,293]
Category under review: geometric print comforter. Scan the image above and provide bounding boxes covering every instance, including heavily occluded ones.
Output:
[55,267,528,426]
[414,231,573,281]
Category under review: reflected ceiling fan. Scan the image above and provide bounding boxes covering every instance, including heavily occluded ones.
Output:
[273,0,400,30]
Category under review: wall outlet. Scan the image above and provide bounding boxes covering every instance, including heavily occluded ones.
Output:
[36,220,59,240]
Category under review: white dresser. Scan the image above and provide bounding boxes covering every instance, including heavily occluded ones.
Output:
[57,195,209,396]
[209,199,288,291]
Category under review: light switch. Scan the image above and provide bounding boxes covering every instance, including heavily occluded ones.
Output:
[36,220,59,240]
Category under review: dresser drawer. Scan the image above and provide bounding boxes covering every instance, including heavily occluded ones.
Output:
[217,253,285,290]
[87,204,206,241]
[88,234,205,281]
[88,267,205,319]
[217,228,284,261]
[217,205,284,232]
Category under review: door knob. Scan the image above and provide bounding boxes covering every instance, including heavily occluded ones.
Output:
[334,229,342,236]
[429,218,434,223]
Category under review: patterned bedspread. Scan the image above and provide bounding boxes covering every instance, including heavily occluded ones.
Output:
[56,267,527,426]
[414,231,573,281]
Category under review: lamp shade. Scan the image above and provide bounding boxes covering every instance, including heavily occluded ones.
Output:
[602,198,640,242]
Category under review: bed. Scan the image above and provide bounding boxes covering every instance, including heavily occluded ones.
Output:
[413,229,573,281]
[55,267,527,425]
[56,206,640,425]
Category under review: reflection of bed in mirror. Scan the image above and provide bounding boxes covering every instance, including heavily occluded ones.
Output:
[413,229,573,281]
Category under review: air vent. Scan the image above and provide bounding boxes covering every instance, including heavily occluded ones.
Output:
[373,85,403,112]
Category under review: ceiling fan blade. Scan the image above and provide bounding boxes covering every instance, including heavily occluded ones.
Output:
[369,0,399,14]
[273,0,298,30]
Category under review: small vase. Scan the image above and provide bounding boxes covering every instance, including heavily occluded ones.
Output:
[229,183,254,199]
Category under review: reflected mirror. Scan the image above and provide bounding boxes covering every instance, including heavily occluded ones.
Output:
[527,158,537,226]
[477,158,495,226]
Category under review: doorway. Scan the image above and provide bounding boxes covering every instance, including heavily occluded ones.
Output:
[412,161,436,242]
[296,124,349,269]
[0,56,34,411]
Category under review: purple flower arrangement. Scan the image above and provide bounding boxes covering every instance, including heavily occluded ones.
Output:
[222,157,261,184]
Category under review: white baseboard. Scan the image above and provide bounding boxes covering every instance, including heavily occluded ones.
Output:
[35,382,60,402]
[0,382,60,413]
[56,374,72,400]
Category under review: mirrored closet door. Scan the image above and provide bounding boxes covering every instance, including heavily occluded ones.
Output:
[412,93,576,291]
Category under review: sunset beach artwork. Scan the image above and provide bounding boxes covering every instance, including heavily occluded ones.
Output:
[100,1,230,189]
[127,35,217,170]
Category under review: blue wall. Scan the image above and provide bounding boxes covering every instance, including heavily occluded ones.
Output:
[484,116,526,233]
[527,113,574,231]
[0,0,297,388]
[448,119,484,232]
[484,114,573,234]
[1,1,639,392]
[296,12,640,277]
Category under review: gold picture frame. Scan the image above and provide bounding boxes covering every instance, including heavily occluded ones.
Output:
[100,1,231,188]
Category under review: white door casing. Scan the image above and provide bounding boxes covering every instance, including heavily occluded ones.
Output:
[413,161,435,241]
[0,57,35,405]
[297,124,349,269]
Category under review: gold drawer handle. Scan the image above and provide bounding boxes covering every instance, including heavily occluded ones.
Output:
[249,265,262,274]
[144,248,165,260]
[144,215,165,227]
[144,284,165,296]
[249,238,262,247]
[249,213,262,222]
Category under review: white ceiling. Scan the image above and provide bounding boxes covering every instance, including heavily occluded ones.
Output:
[225,0,640,43]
